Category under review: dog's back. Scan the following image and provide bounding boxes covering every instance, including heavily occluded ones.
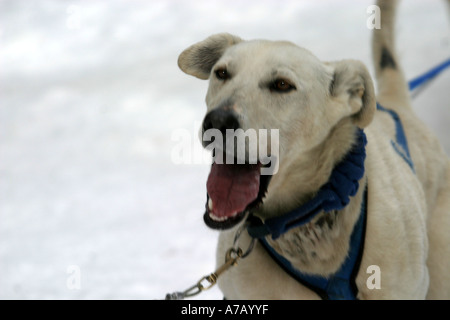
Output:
[372,0,450,299]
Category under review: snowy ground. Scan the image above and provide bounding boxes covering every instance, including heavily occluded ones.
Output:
[0,0,448,300]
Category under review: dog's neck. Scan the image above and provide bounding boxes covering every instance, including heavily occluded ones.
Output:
[259,119,359,219]
[256,120,366,276]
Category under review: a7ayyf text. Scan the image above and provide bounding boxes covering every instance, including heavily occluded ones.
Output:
[181,304,269,317]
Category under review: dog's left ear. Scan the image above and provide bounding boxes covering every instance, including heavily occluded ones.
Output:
[327,60,376,128]
[178,33,243,80]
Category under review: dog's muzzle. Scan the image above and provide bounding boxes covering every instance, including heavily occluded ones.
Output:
[200,106,271,230]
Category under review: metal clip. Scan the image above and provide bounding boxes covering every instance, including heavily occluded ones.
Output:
[164,222,255,300]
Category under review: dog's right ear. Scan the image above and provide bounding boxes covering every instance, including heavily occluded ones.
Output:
[178,33,242,80]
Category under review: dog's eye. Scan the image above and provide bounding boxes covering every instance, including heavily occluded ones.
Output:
[215,68,229,81]
[271,79,296,93]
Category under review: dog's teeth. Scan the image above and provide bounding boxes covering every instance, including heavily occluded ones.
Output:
[208,198,213,211]
[209,213,228,222]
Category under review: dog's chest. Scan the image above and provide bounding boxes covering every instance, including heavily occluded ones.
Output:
[265,210,346,275]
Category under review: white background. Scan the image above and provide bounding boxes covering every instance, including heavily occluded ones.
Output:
[0,0,449,299]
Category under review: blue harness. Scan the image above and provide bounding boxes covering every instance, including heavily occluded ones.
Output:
[245,58,450,300]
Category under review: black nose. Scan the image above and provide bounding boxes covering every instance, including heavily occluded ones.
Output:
[202,108,240,149]
[202,108,240,135]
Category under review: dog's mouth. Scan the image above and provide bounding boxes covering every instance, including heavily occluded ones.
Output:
[204,156,272,230]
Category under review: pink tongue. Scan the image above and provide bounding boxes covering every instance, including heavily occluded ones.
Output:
[207,163,261,219]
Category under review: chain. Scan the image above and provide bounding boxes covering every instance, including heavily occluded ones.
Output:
[165,224,255,300]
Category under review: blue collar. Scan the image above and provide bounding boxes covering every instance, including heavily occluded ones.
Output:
[247,128,367,240]
[246,128,368,300]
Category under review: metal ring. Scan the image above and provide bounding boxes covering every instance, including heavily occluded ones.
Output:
[232,222,256,259]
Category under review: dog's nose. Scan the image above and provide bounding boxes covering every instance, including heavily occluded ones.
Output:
[202,108,240,136]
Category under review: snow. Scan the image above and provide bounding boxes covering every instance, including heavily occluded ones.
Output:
[0,0,448,300]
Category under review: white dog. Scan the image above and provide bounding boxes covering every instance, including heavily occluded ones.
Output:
[177,0,450,299]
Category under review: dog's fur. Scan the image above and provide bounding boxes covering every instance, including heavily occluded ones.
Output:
[178,0,450,299]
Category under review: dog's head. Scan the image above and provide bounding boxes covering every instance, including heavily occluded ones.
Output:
[178,33,375,230]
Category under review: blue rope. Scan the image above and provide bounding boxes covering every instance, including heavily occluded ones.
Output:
[408,58,450,92]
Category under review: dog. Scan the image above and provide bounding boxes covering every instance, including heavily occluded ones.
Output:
[177,0,450,299]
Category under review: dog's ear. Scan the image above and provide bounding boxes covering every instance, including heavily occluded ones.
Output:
[327,60,376,128]
[178,33,242,80]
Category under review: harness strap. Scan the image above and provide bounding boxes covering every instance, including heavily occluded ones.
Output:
[376,104,414,172]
